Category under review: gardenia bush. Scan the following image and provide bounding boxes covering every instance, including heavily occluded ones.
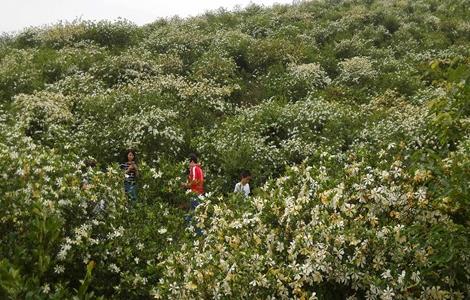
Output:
[154,158,469,299]
[0,0,469,298]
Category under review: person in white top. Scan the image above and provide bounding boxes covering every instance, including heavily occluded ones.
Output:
[234,170,251,197]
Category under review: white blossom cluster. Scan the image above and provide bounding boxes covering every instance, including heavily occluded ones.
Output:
[155,158,469,299]
[337,56,378,85]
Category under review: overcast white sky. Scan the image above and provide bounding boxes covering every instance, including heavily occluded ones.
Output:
[1,0,294,34]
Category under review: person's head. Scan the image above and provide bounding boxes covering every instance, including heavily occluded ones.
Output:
[84,159,96,169]
[81,158,96,173]
[240,170,251,185]
[126,149,137,162]
[189,153,198,167]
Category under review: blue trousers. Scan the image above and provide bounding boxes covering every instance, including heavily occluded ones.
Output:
[124,181,137,202]
[185,196,203,236]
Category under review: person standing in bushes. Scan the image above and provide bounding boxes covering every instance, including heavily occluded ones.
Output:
[121,149,139,203]
[234,170,251,197]
[181,153,204,207]
[181,153,204,235]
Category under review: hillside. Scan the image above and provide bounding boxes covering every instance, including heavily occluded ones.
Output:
[0,0,469,298]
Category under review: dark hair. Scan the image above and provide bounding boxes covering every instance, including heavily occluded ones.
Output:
[240,170,251,178]
[189,153,198,163]
[126,149,137,162]
[84,159,97,168]
[81,159,97,173]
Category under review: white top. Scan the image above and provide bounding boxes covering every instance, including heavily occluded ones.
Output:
[234,182,250,197]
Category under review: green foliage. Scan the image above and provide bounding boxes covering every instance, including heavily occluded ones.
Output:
[156,162,470,299]
[13,91,73,144]
[196,97,363,193]
[0,49,43,100]
[1,0,469,299]
[190,50,240,86]
[39,20,142,50]
[89,48,161,86]
[142,20,211,66]
[0,126,186,299]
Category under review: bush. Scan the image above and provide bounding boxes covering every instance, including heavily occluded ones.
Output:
[196,97,361,193]
[89,48,162,86]
[337,56,378,85]
[143,20,210,66]
[13,91,73,144]
[1,0,469,298]
[190,50,240,86]
[155,162,470,299]
[0,49,42,100]
[40,20,142,50]
[0,127,188,299]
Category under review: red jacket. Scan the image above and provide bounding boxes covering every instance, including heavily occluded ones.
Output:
[189,164,204,195]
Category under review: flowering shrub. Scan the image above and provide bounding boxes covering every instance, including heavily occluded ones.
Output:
[245,37,307,72]
[90,48,162,86]
[190,50,240,86]
[334,37,370,59]
[153,52,184,75]
[143,20,210,65]
[155,158,469,299]
[196,97,362,192]
[1,0,469,299]
[13,27,42,48]
[210,30,253,71]
[337,56,378,85]
[115,106,184,158]
[285,63,331,97]
[13,91,73,144]
[69,91,184,163]
[45,71,105,96]
[39,19,141,49]
[0,49,42,99]
[0,125,187,299]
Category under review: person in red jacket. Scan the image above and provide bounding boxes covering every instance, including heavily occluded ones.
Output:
[182,153,204,196]
[181,153,205,235]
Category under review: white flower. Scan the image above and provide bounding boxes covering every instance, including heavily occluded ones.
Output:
[411,271,420,283]
[158,228,167,234]
[380,286,395,300]
[152,169,163,179]
[54,265,65,274]
[364,174,374,185]
[397,270,406,285]
[57,244,71,260]
[381,269,391,279]
[109,263,120,274]
[42,283,50,294]
[152,289,162,299]
[83,254,91,264]
[15,168,24,176]
[415,187,427,200]
[169,282,179,293]
[107,226,124,239]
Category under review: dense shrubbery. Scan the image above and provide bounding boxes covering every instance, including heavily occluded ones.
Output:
[1,0,469,299]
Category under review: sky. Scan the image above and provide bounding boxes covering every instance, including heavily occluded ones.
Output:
[1,0,295,34]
